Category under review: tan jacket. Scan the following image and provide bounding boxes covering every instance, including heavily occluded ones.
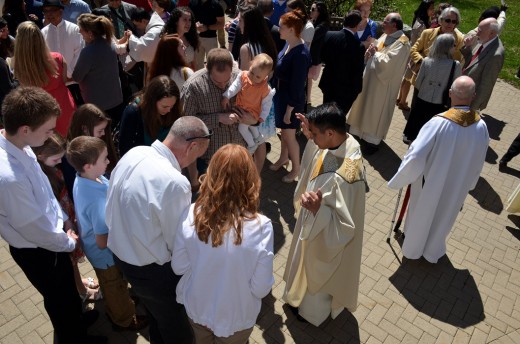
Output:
[409,27,465,84]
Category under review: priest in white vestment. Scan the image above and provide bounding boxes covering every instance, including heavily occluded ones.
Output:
[388,76,489,263]
[283,103,366,326]
[347,13,410,152]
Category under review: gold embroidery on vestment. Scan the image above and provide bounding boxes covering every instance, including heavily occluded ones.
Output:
[439,108,480,127]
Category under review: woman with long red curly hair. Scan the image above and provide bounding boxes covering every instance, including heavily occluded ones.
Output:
[172,144,274,343]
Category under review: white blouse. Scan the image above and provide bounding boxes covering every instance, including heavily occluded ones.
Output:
[172,204,274,337]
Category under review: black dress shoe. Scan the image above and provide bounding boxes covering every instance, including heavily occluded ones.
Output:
[363,143,380,155]
[499,160,508,171]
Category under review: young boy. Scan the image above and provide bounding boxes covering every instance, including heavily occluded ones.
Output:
[221,53,276,154]
[0,87,105,343]
[67,136,148,331]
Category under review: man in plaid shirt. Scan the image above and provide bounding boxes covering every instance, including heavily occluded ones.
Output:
[181,48,256,167]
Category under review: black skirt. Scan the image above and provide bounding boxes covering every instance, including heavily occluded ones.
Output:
[403,94,446,142]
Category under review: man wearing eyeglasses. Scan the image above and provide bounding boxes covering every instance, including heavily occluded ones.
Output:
[106,116,211,344]
[461,17,504,112]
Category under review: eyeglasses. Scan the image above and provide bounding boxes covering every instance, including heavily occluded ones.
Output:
[442,18,459,25]
[185,129,213,141]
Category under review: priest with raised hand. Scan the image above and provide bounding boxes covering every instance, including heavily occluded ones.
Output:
[283,103,366,326]
[388,76,489,264]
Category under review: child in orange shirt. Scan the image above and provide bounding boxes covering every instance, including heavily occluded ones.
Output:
[222,53,275,154]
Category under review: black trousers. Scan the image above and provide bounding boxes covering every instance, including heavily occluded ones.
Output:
[323,92,358,116]
[114,256,193,344]
[502,133,520,163]
[9,247,85,343]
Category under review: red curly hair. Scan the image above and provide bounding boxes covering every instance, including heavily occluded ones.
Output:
[194,144,261,247]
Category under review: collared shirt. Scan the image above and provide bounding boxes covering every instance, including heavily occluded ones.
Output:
[42,19,84,78]
[62,0,91,24]
[106,140,191,266]
[181,67,245,162]
[0,131,75,252]
[481,36,498,52]
[128,12,164,63]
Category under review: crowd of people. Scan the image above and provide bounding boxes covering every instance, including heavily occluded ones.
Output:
[0,0,511,342]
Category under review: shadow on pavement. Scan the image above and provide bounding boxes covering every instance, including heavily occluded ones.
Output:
[507,215,520,241]
[389,256,485,328]
[256,293,284,344]
[468,177,503,214]
[283,304,360,344]
[362,141,403,182]
[481,114,506,141]
[485,146,499,164]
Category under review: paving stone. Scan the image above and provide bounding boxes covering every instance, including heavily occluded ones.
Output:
[2,71,520,344]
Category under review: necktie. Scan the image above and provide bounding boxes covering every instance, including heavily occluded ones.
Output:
[464,44,483,73]
[116,7,125,39]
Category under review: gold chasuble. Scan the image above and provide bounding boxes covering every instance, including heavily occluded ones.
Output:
[283,136,366,326]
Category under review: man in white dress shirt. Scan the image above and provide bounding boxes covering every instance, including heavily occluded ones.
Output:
[106,116,210,344]
[41,0,84,104]
[0,87,105,343]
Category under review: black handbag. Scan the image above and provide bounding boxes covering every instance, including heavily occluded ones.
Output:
[442,61,456,109]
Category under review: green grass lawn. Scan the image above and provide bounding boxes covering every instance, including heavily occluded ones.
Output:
[370,0,519,88]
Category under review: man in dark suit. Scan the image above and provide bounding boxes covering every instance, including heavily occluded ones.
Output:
[461,17,505,112]
[258,0,284,52]
[318,10,365,114]
[99,0,138,39]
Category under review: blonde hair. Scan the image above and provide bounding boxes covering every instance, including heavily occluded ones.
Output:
[194,144,261,247]
[13,21,58,86]
[251,53,273,73]
[77,13,114,43]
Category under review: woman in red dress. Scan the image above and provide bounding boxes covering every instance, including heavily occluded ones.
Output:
[13,21,76,136]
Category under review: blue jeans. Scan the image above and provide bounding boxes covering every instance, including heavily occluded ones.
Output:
[114,256,193,344]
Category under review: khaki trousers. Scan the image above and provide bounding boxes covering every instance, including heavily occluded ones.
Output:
[94,264,135,327]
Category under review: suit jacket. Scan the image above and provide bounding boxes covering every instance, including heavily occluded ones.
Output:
[318,28,365,99]
[410,27,465,85]
[462,38,505,111]
[99,2,138,38]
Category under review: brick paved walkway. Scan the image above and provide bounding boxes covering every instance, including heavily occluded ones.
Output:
[1,78,520,343]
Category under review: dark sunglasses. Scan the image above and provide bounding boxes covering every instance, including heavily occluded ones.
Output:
[442,18,459,25]
[185,129,213,141]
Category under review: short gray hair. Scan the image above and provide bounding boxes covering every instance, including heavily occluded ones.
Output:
[451,76,476,100]
[439,6,461,23]
[489,20,499,34]
[428,33,455,59]
[169,116,209,140]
